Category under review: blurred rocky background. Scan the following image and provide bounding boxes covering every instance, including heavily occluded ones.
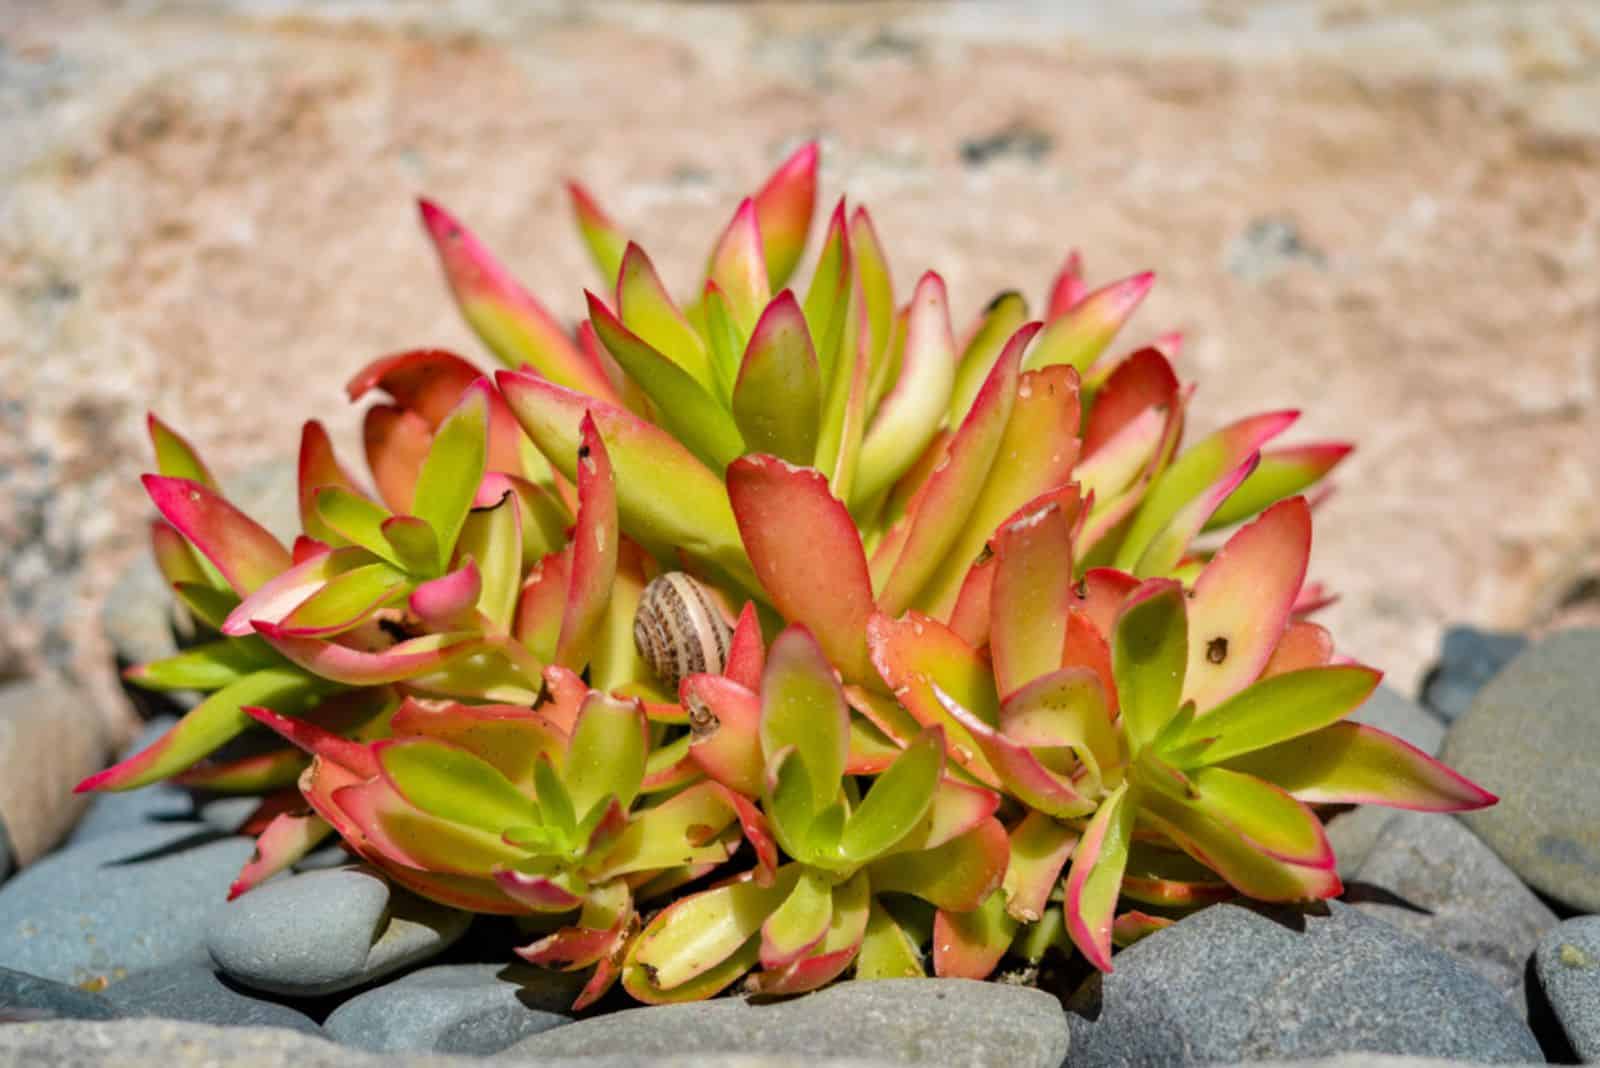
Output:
[3,0,1599,747]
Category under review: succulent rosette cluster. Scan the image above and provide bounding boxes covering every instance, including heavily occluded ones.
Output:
[86,143,1494,1007]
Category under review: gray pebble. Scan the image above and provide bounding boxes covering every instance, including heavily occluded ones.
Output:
[1535,915,1600,1061]
[0,965,120,1022]
[100,963,321,1035]
[323,962,579,1054]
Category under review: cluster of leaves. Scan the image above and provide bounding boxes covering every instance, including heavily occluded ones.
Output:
[88,144,1494,1007]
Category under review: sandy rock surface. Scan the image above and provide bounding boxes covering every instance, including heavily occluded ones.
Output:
[4,1,1599,733]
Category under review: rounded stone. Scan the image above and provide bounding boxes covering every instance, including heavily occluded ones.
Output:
[207,866,472,996]
[1442,629,1600,913]
[1065,901,1541,1065]
[0,965,121,1023]
[1535,915,1600,1061]
[322,963,579,1054]
[511,978,1069,1068]
[0,823,254,986]
[100,963,321,1035]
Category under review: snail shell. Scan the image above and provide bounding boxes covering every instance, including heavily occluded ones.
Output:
[633,572,734,692]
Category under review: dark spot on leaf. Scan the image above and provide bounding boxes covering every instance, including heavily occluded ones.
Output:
[1206,637,1228,664]
[578,444,591,460]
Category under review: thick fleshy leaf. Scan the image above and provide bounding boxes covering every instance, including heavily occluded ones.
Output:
[567,180,628,284]
[848,206,895,382]
[1045,249,1086,319]
[555,414,619,672]
[1112,579,1188,754]
[377,515,437,578]
[747,871,869,996]
[515,549,570,664]
[454,488,522,631]
[933,889,1016,980]
[587,538,653,694]
[707,198,771,331]
[933,684,1095,819]
[143,476,291,596]
[170,746,306,793]
[1024,272,1154,374]
[852,272,956,508]
[254,625,482,686]
[564,691,648,815]
[1112,911,1174,948]
[348,351,526,476]
[683,674,763,798]
[243,704,381,778]
[883,777,1002,857]
[732,292,822,466]
[1114,410,1297,572]
[1206,443,1353,531]
[1001,666,1119,791]
[855,900,926,980]
[866,612,1001,787]
[615,244,713,386]
[269,561,409,638]
[838,727,945,862]
[989,493,1075,699]
[492,869,585,913]
[128,638,281,692]
[723,602,765,690]
[76,668,323,792]
[149,519,209,588]
[418,198,617,400]
[296,421,364,545]
[947,555,996,648]
[917,365,1083,617]
[589,292,742,470]
[1120,843,1232,906]
[497,371,754,590]
[949,291,1030,423]
[628,867,800,994]
[228,809,332,900]
[378,737,539,832]
[1132,453,1261,578]
[867,817,1009,912]
[1061,781,1135,972]
[877,322,1035,617]
[313,488,401,568]
[753,141,818,288]
[760,867,834,969]
[1182,498,1311,712]
[1166,665,1381,766]
[1002,811,1078,923]
[1222,721,1496,811]
[391,699,564,786]
[362,405,433,515]
[727,455,874,683]
[411,382,490,571]
[407,562,482,630]
[1080,348,1180,460]
[147,413,218,489]
[1077,408,1165,507]
[758,626,849,816]
[700,282,746,408]
[591,781,739,879]
[1179,765,1334,868]
[517,877,632,970]
[1261,621,1335,677]
[802,198,851,389]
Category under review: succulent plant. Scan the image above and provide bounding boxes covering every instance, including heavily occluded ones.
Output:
[84,142,1494,1005]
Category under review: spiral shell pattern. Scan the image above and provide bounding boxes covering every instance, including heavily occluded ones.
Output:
[633,572,734,692]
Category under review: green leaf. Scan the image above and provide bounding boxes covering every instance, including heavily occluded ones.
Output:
[759,627,849,815]
[533,756,575,843]
[148,414,218,489]
[380,516,440,576]
[411,385,490,571]
[454,490,521,632]
[278,561,412,636]
[838,727,944,863]
[1061,780,1135,971]
[616,244,715,389]
[171,582,240,630]
[948,290,1029,423]
[806,800,847,863]
[802,203,851,392]
[378,738,539,832]
[732,292,823,465]
[762,868,835,967]
[1168,666,1381,766]
[1112,580,1188,754]
[314,488,401,567]
[1184,765,1331,868]
[855,899,926,980]
[630,865,800,992]
[563,692,647,817]
[128,638,280,692]
[765,747,817,857]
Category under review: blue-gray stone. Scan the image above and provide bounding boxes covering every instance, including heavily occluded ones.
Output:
[1349,684,1445,756]
[1442,629,1600,912]
[1345,810,1557,1013]
[512,978,1069,1067]
[1536,915,1600,1061]
[100,963,320,1035]
[0,965,120,1022]
[322,963,578,1054]
[207,866,471,996]
[1065,901,1541,1066]
[0,822,253,986]
[1422,625,1528,723]
[68,718,194,844]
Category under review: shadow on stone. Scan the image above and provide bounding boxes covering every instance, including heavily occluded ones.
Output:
[1526,952,1581,1065]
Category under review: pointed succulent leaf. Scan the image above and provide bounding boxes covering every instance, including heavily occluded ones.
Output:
[753,141,819,288]
[1133,452,1261,578]
[949,291,1030,423]
[1120,843,1232,906]
[1261,621,1335,677]
[1179,765,1334,869]
[707,198,771,331]
[144,476,292,596]
[683,673,764,798]
[628,866,801,995]
[454,488,522,631]
[700,282,745,407]
[1113,579,1188,754]
[219,545,362,637]
[491,869,586,912]
[1114,410,1297,571]
[1222,721,1495,811]
[932,683,1096,818]
[228,810,331,899]
[758,626,849,815]
[566,180,628,283]
[277,561,413,636]
[760,867,834,969]
[947,554,996,648]
[747,871,870,996]
[1206,443,1353,531]
[313,488,402,568]
[591,781,740,879]
[377,737,539,832]
[1062,781,1135,972]
[867,817,1009,912]
[418,199,617,400]
[497,371,754,590]
[878,322,1035,616]
[918,365,1083,617]
[814,274,873,499]
[362,405,433,515]
[933,889,1017,981]
[1001,666,1119,792]
[554,414,619,672]
[390,699,565,786]
[128,638,281,693]
[244,704,381,778]
[723,601,766,690]
[839,727,945,862]
[1024,272,1154,374]
[515,549,570,664]
[727,456,875,683]
[1046,249,1086,319]
[989,493,1075,698]
[1002,811,1079,923]
[1168,665,1381,766]
[147,413,218,489]
[379,516,438,576]
[76,668,323,792]
[763,745,818,857]
[1112,911,1175,949]
[856,900,926,980]
[731,291,822,465]
[410,381,490,571]
[615,244,714,386]
[1182,498,1311,712]
[802,199,851,387]
[561,692,645,818]
[852,272,957,509]
[149,519,210,588]
[1080,347,1180,459]
[588,293,744,470]
[848,205,896,379]
[254,624,483,686]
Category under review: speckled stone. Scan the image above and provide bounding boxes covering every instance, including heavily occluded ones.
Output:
[100,963,321,1035]
[1443,629,1600,913]
[207,866,471,996]
[1536,915,1600,1061]
[322,963,578,1053]
[0,966,121,1023]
